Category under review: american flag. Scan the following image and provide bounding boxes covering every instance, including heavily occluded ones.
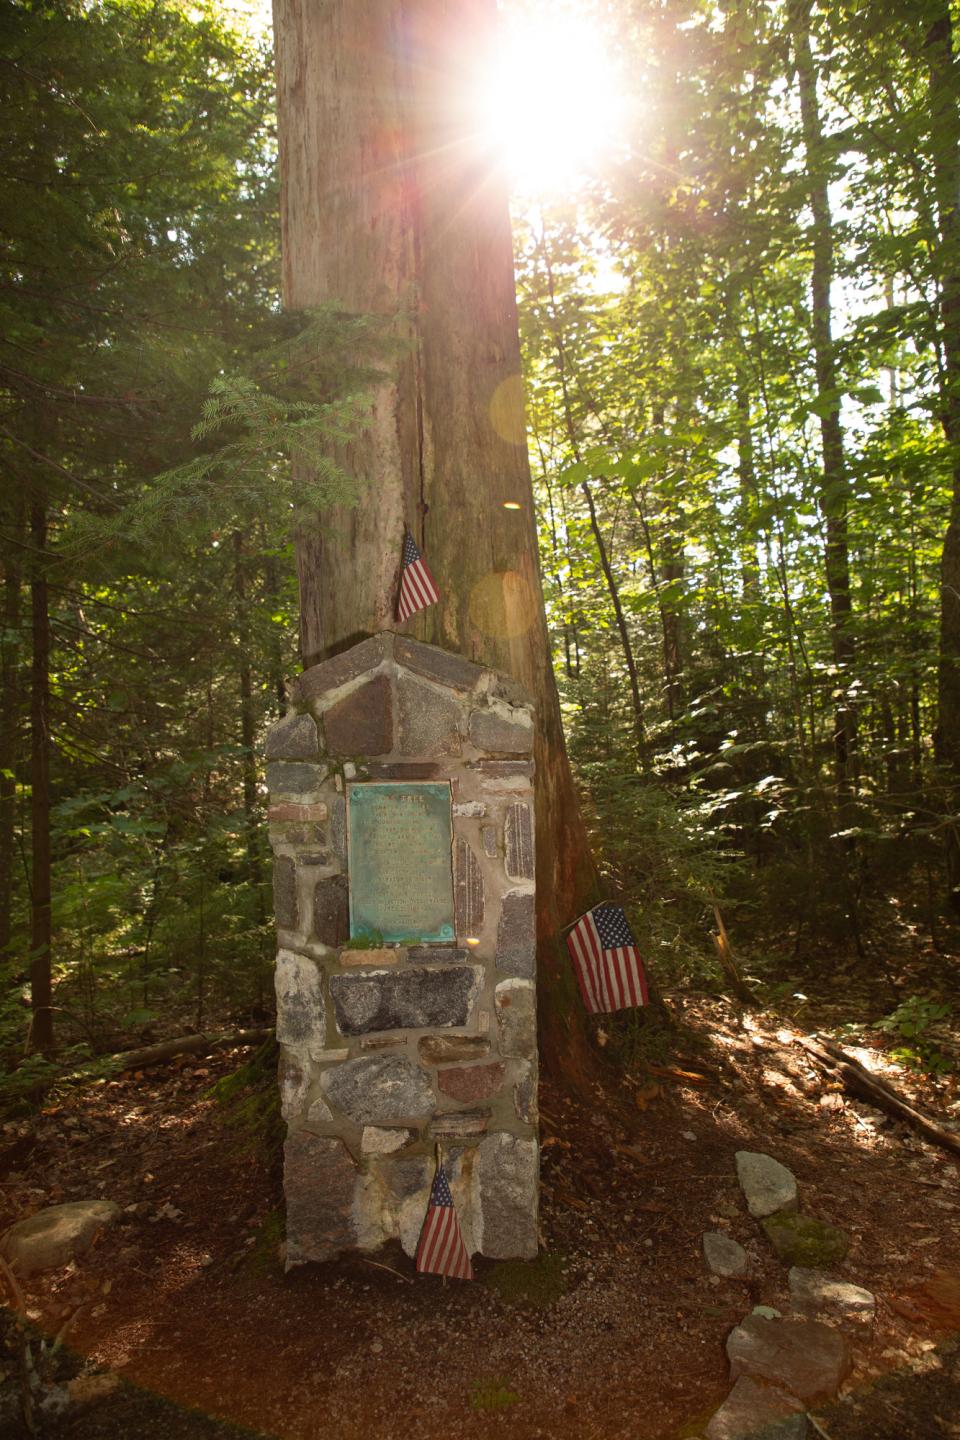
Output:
[415,1163,473,1281]
[566,903,649,1015]
[396,529,440,623]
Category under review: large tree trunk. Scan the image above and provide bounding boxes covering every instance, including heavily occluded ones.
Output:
[272,0,599,1080]
[925,7,960,909]
[29,499,53,1051]
[792,0,857,799]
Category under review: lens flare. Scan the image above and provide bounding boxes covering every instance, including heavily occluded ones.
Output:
[473,10,626,194]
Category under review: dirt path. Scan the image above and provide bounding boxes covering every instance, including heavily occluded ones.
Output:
[2,998,959,1439]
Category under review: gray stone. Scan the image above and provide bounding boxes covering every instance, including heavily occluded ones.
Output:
[266,762,327,798]
[305,1093,334,1127]
[322,674,393,756]
[703,1231,750,1278]
[735,1151,799,1219]
[514,1064,538,1124]
[284,1132,358,1266]
[706,1377,807,1440]
[383,1155,435,1200]
[293,634,391,703]
[265,712,319,762]
[478,1133,538,1259]
[454,838,484,936]
[397,674,462,756]
[453,801,486,817]
[361,1126,415,1155]
[486,671,533,707]
[273,855,298,930]
[726,1315,852,1405]
[495,979,535,1057]
[788,1268,875,1321]
[275,950,325,1057]
[504,803,534,881]
[329,965,482,1035]
[407,945,471,964]
[1,1201,120,1276]
[395,635,485,693]
[762,1213,849,1267]
[364,762,442,781]
[320,1055,435,1125]
[429,1110,490,1138]
[753,1306,782,1320]
[496,888,536,976]
[326,792,345,862]
[279,1044,310,1120]
[469,703,534,755]
[482,825,498,857]
[468,760,534,780]
[313,873,349,948]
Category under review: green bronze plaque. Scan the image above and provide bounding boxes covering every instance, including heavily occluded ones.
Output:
[347,782,455,944]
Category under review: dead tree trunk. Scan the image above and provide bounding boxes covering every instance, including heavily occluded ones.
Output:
[272,0,600,1081]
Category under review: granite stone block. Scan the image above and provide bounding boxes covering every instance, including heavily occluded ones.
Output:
[284,1133,358,1266]
[496,888,536,976]
[273,856,298,930]
[329,965,482,1035]
[314,873,349,948]
[265,713,319,762]
[322,674,393,756]
[320,1054,435,1125]
[397,674,462,756]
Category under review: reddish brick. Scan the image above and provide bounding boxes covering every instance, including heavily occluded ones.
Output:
[437,1062,505,1103]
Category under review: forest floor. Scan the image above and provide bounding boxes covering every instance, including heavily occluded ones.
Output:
[2,952,960,1440]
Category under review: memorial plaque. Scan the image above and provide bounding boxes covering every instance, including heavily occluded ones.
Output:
[347,782,455,943]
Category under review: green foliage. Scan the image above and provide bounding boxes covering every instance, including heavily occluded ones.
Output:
[65,308,386,553]
[468,1379,520,1412]
[342,930,386,951]
[208,1038,282,1159]
[878,995,954,1074]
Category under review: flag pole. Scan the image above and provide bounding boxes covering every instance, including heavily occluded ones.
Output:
[435,1142,447,1289]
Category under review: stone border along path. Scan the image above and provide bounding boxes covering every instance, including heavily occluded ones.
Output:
[696,1151,878,1440]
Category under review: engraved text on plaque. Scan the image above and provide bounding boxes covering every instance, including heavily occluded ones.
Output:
[347,782,455,943]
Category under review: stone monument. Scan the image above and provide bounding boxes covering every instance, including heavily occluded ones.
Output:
[265,632,538,1266]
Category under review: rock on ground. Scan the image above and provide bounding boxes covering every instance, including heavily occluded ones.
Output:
[788,1267,875,1321]
[726,1314,852,1405]
[762,1213,849,1267]
[1,1200,120,1276]
[703,1231,750,1278]
[706,1375,808,1440]
[735,1151,798,1219]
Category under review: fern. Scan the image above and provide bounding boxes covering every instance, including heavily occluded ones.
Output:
[64,307,390,553]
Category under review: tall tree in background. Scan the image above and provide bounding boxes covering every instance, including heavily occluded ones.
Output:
[271,0,598,1075]
[924,2,960,906]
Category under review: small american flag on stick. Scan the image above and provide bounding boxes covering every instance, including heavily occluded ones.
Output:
[566,903,649,1015]
[415,1161,473,1281]
[396,528,440,623]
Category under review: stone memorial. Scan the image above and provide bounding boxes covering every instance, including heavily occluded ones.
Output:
[265,632,538,1266]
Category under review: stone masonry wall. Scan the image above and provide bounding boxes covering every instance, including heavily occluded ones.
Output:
[265,633,538,1267]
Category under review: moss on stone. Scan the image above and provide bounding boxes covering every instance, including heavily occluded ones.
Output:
[482,1250,569,1309]
[762,1211,849,1266]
